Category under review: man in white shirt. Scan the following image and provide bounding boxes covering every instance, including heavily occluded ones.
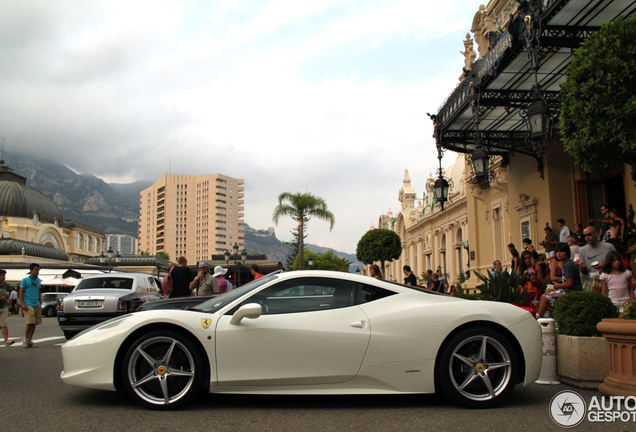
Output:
[558,219,571,243]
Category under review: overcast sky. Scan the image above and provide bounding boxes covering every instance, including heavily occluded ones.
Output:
[1,0,480,254]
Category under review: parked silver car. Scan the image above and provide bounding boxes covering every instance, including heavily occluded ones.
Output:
[57,273,163,339]
[41,292,68,317]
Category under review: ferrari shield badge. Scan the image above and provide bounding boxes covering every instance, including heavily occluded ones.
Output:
[201,318,211,329]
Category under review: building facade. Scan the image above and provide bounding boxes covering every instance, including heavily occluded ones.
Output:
[369,155,469,286]
[138,173,245,263]
[106,234,137,255]
[429,0,636,289]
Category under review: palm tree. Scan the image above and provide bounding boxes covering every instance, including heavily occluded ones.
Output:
[272,192,335,270]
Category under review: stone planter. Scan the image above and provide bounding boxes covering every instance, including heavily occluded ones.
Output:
[597,319,636,397]
[556,334,609,389]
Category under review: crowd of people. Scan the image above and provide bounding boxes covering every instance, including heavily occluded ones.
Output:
[165,256,264,298]
[502,210,634,317]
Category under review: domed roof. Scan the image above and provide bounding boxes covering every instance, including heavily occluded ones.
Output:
[444,153,465,195]
[0,162,63,224]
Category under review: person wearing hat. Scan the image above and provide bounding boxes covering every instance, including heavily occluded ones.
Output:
[190,262,218,296]
[212,266,229,294]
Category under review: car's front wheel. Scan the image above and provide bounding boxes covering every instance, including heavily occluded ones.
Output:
[437,327,518,408]
[45,307,55,317]
[122,330,204,409]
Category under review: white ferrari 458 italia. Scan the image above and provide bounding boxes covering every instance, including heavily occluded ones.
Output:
[60,270,542,410]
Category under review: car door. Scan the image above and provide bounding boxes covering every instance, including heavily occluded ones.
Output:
[215,277,371,386]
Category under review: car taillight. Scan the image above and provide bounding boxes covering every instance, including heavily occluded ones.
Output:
[117,301,127,313]
[57,301,63,313]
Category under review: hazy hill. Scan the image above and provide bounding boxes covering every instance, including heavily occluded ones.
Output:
[4,151,143,236]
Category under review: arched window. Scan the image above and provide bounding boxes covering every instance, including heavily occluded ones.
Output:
[76,233,82,250]
[85,235,89,251]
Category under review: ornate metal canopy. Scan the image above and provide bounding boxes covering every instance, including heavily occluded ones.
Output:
[430,0,633,179]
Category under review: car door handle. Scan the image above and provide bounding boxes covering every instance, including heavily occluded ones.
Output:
[350,320,366,328]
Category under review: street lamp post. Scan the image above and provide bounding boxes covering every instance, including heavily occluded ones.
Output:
[99,247,121,273]
[224,243,248,287]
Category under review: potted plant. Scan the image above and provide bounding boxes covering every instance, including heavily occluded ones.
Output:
[597,299,636,397]
[553,291,617,388]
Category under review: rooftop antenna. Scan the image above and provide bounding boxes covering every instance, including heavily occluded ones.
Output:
[169,154,171,173]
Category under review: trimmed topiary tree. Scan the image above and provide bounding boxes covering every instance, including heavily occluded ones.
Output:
[356,228,402,276]
[553,291,618,336]
[559,15,636,170]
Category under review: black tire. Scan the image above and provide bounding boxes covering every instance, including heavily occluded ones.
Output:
[45,307,55,318]
[122,329,204,410]
[63,330,78,340]
[437,327,518,408]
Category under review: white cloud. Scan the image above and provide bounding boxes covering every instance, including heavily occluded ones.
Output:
[1,0,482,253]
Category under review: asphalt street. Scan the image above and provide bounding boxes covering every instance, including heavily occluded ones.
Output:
[1,314,632,432]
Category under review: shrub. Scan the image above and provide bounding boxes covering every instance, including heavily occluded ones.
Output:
[619,299,636,320]
[474,270,529,304]
[553,291,618,336]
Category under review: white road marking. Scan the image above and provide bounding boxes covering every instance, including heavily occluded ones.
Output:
[1,336,65,347]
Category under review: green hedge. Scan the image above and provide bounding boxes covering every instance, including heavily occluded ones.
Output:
[553,291,618,336]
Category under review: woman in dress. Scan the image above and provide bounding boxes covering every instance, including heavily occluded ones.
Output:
[518,250,543,303]
[601,250,633,312]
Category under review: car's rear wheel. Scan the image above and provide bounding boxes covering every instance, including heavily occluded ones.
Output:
[122,330,204,410]
[45,307,55,317]
[437,327,518,409]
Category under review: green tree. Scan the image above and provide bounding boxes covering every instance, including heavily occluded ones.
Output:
[272,192,335,270]
[293,249,351,272]
[355,228,402,275]
[559,15,636,170]
[284,226,307,271]
[139,250,150,256]
[155,251,170,260]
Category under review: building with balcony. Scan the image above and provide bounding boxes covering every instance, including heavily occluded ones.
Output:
[106,234,137,255]
[428,0,636,289]
[138,173,245,263]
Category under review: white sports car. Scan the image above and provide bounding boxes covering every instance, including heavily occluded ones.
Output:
[60,270,542,410]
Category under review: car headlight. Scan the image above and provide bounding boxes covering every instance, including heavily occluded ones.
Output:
[71,314,134,340]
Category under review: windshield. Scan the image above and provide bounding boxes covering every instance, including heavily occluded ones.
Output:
[194,273,279,312]
[42,294,59,302]
[74,277,134,290]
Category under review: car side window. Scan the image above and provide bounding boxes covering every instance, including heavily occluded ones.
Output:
[237,277,357,315]
[355,283,396,305]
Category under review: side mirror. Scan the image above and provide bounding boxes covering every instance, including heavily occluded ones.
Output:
[229,303,262,325]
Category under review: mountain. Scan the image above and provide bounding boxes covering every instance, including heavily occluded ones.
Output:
[4,151,144,236]
[243,224,362,272]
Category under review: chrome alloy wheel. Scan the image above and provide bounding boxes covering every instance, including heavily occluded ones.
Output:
[127,336,196,406]
[448,335,512,402]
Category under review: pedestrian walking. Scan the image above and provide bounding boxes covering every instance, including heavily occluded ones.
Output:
[0,270,14,346]
[10,287,18,314]
[20,263,43,348]
[250,265,264,280]
[169,256,195,298]
[403,265,416,286]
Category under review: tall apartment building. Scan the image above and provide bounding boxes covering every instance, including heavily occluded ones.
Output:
[106,234,137,255]
[138,173,245,263]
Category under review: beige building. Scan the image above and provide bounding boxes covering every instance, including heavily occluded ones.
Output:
[427,0,636,290]
[138,173,245,263]
[0,159,104,264]
[370,155,469,285]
